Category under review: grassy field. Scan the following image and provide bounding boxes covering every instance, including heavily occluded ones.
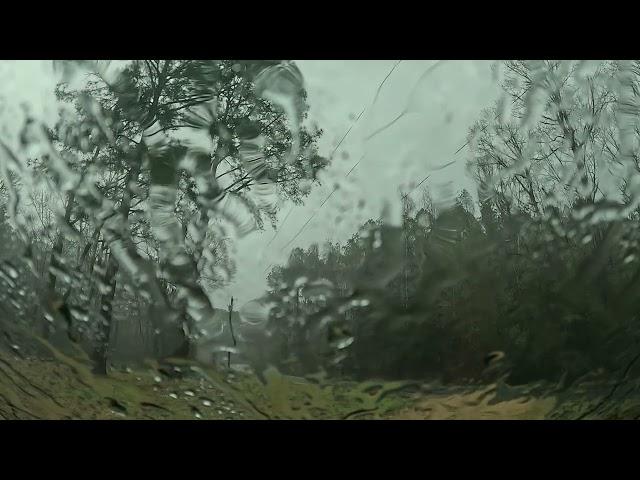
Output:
[0,337,638,420]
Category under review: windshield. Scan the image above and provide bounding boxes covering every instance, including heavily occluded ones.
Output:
[0,59,637,420]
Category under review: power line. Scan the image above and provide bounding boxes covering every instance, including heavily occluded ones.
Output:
[279,156,362,253]
[452,85,529,156]
[263,157,363,274]
[262,61,405,272]
[371,60,402,108]
[412,174,431,192]
[266,61,519,274]
[261,108,365,270]
[366,60,445,142]
[261,62,390,258]
[275,62,406,252]
[265,204,294,249]
[329,108,365,159]
[407,88,524,197]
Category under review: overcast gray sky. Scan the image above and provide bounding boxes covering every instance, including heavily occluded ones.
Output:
[214,60,500,307]
[0,60,500,309]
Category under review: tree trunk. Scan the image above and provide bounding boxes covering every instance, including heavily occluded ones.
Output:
[92,158,139,374]
[43,191,76,339]
[92,254,118,375]
[227,297,236,369]
[170,299,196,359]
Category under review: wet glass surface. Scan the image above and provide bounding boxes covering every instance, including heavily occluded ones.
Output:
[0,60,639,419]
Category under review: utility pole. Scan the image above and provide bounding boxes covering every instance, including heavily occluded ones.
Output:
[401,192,410,311]
[227,296,236,369]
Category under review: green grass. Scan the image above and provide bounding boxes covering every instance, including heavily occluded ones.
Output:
[0,339,637,420]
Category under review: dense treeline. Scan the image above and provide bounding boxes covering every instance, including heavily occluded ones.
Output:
[263,190,640,384]
[264,61,640,385]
